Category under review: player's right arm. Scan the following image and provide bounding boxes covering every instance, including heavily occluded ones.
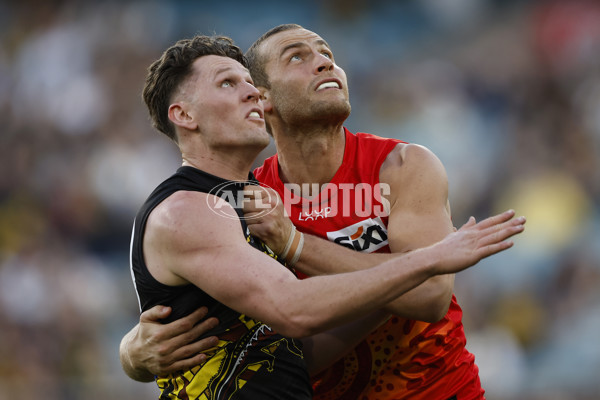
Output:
[245,144,457,322]
[300,310,391,376]
[144,189,436,338]
[119,306,219,381]
[122,190,524,379]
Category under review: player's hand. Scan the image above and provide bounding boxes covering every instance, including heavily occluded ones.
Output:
[125,306,219,379]
[434,209,526,274]
[243,184,294,255]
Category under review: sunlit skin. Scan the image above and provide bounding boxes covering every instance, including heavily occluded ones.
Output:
[251,27,458,321]
[261,29,350,129]
[169,55,270,181]
[119,31,527,391]
[257,29,352,190]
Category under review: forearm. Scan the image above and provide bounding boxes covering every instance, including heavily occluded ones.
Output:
[294,234,451,321]
[271,246,438,337]
[119,325,155,383]
[301,310,390,376]
[294,233,388,275]
[381,273,454,321]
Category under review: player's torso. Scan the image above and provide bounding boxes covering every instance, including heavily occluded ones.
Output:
[131,166,312,399]
[255,129,481,400]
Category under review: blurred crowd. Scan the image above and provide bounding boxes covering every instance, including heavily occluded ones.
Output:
[0,0,598,399]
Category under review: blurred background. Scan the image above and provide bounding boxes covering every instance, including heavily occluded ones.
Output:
[1,0,599,399]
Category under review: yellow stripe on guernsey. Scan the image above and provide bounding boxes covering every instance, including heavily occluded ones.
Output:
[156,314,297,399]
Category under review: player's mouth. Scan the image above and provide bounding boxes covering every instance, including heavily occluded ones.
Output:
[247,108,264,120]
[315,79,341,91]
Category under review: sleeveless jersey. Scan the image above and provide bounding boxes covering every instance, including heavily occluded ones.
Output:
[130,166,312,400]
[254,128,485,400]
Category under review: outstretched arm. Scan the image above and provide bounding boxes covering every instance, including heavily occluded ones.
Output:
[123,190,524,380]
[150,190,523,338]
[244,144,458,321]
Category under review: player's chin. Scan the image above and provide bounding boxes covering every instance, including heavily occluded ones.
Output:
[249,131,271,148]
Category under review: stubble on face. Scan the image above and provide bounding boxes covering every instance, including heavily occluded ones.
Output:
[261,29,351,129]
[269,82,351,128]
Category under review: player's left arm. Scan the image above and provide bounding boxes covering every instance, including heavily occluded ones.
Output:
[376,143,455,321]
[300,310,390,376]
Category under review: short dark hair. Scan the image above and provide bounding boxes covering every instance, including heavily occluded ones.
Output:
[245,24,304,88]
[143,35,246,141]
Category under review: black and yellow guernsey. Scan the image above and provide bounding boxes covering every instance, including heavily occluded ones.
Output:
[130,166,312,400]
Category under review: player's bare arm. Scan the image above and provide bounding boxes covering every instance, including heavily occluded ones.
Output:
[376,142,456,321]
[146,190,524,338]
[243,143,457,321]
[122,188,524,379]
[301,310,391,376]
[120,306,219,381]
[145,190,427,338]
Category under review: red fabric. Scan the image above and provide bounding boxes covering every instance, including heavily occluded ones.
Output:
[254,128,485,399]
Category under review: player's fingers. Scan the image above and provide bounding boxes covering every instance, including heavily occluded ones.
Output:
[254,186,281,205]
[243,184,262,192]
[475,209,516,230]
[243,201,270,214]
[480,215,526,237]
[140,305,172,323]
[480,221,525,247]
[243,193,277,215]
[477,240,515,259]
[459,216,477,230]
[163,307,210,338]
[170,334,219,363]
[158,316,219,358]
[243,185,268,200]
[176,317,219,346]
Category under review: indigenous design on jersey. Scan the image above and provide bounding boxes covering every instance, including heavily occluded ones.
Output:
[130,166,312,400]
[157,314,306,400]
[254,129,485,400]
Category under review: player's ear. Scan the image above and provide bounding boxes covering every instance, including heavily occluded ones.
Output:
[258,87,272,113]
[168,102,198,131]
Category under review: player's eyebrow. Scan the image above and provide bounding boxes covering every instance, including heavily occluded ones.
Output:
[212,65,250,80]
[279,39,331,58]
[280,42,306,58]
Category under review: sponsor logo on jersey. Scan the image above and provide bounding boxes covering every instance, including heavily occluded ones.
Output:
[326,217,388,253]
[298,207,333,221]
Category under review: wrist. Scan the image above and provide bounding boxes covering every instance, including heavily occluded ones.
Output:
[409,245,440,278]
[280,225,304,267]
[424,244,444,277]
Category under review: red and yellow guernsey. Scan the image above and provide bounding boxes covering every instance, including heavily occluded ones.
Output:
[254,128,485,400]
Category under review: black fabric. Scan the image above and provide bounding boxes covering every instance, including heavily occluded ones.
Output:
[130,166,257,328]
[130,166,312,399]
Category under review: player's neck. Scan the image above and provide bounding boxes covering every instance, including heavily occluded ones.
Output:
[274,125,345,190]
[181,146,257,182]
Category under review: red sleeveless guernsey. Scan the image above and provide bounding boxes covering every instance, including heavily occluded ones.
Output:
[253,128,485,400]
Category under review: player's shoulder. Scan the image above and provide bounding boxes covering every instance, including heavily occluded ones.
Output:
[381,142,444,173]
[379,143,448,199]
[150,190,237,236]
[155,189,209,215]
